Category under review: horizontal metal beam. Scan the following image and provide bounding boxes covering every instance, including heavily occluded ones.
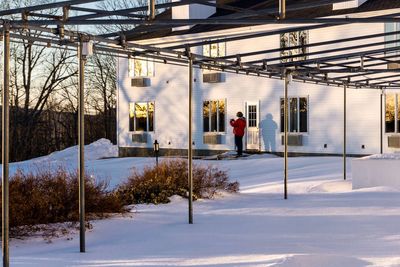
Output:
[11,16,400,27]
[0,0,101,16]
[69,6,147,19]
[222,30,400,60]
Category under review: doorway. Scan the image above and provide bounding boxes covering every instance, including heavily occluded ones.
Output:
[245,101,260,151]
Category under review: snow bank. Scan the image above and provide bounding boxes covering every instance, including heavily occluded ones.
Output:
[352,155,400,189]
[33,138,118,163]
[364,153,400,160]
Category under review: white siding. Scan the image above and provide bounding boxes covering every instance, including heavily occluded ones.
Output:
[117,19,395,155]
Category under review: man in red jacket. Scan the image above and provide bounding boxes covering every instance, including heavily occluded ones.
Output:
[230,111,246,157]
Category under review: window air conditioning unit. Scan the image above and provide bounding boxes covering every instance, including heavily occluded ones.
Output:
[281,134,303,146]
[203,134,223,144]
[132,133,148,143]
[388,135,400,148]
[131,77,151,87]
[203,72,225,83]
[387,63,400,70]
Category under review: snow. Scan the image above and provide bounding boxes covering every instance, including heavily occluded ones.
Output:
[352,154,400,189]
[363,153,400,160]
[4,141,400,266]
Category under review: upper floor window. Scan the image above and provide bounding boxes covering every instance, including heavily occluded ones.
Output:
[129,58,155,77]
[129,101,154,132]
[385,23,400,50]
[280,31,308,62]
[385,94,400,133]
[203,100,225,133]
[280,97,308,133]
[203,42,226,58]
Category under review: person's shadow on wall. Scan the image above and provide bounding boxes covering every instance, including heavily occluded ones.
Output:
[259,113,278,152]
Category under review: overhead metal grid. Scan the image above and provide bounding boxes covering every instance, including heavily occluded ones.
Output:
[1,0,400,266]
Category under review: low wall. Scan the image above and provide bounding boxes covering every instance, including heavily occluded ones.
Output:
[352,156,400,189]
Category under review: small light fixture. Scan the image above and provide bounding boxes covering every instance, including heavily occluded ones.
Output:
[153,140,160,167]
[153,139,160,153]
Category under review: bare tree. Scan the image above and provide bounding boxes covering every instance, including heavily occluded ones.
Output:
[87,53,117,142]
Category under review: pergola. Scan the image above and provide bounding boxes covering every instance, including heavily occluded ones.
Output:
[1,0,400,266]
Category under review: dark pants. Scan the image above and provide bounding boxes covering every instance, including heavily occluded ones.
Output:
[235,135,244,156]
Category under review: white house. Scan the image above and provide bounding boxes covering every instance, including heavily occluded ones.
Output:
[117,0,400,157]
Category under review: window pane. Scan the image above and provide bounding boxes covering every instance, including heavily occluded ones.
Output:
[299,97,308,132]
[134,59,143,77]
[147,61,155,77]
[386,94,395,133]
[299,31,308,60]
[128,58,135,77]
[385,23,396,48]
[248,105,257,127]
[211,101,218,132]
[210,43,218,58]
[218,100,225,132]
[397,95,400,133]
[290,98,298,132]
[280,34,290,63]
[218,42,226,57]
[135,102,148,131]
[203,101,210,132]
[280,98,285,132]
[129,103,135,131]
[148,102,154,132]
[203,44,210,57]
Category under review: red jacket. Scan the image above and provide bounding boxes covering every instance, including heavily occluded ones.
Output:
[230,117,246,137]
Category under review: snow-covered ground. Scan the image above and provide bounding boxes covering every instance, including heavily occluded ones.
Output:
[5,141,400,267]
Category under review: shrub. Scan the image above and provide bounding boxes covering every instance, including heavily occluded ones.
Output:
[0,167,125,232]
[117,159,239,205]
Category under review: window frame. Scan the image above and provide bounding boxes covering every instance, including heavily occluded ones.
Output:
[129,101,155,132]
[128,57,155,78]
[385,93,400,134]
[280,96,309,133]
[202,99,226,133]
[280,30,309,63]
[203,42,226,58]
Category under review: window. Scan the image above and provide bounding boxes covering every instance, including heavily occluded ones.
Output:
[385,94,400,133]
[385,23,400,50]
[129,102,154,132]
[280,97,308,133]
[280,31,308,62]
[129,58,155,77]
[203,100,225,133]
[203,42,226,58]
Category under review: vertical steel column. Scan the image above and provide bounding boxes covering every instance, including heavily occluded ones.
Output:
[380,90,383,154]
[2,22,10,267]
[284,70,289,200]
[148,0,155,20]
[343,84,347,181]
[279,0,286,19]
[78,40,86,252]
[188,54,193,224]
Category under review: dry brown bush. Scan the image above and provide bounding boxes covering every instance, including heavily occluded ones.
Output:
[0,167,125,236]
[117,159,239,205]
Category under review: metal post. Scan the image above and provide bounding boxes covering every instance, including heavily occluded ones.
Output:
[380,90,383,154]
[279,0,286,20]
[188,53,193,224]
[78,40,86,253]
[148,0,155,20]
[343,84,347,180]
[284,70,289,200]
[2,22,10,267]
